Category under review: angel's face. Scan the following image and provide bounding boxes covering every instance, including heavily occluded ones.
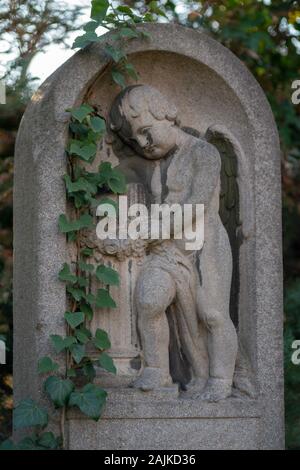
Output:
[125,109,177,160]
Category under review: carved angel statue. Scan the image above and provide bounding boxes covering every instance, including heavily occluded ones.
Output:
[94,84,254,402]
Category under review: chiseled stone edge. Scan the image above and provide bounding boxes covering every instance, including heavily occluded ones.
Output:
[68,393,262,420]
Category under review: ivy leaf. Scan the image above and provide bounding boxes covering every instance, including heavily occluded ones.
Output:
[104,45,126,63]
[107,172,126,193]
[96,265,120,286]
[91,0,109,22]
[83,362,96,381]
[84,292,96,305]
[95,288,117,308]
[119,27,139,39]
[69,384,107,421]
[116,5,134,17]
[13,399,48,430]
[67,368,77,378]
[0,439,16,450]
[17,435,43,450]
[64,311,85,329]
[83,21,99,33]
[72,32,99,49]
[143,12,154,22]
[67,231,77,242]
[111,69,126,89]
[67,286,86,302]
[98,352,117,374]
[90,116,106,133]
[70,343,86,364]
[79,260,94,273]
[58,213,93,233]
[69,140,97,161]
[77,276,89,288]
[58,263,77,284]
[148,0,167,18]
[37,432,60,450]
[50,334,65,353]
[64,174,97,195]
[79,326,92,339]
[93,328,111,350]
[69,121,90,138]
[81,247,94,257]
[75,329,90,344]
[124,62,139,81]
[50,335,77,353]
[80,302,94,321]
[68,104,94,122]
[44,377,75,408]
[38,356,59,374]
[98,162,127,194]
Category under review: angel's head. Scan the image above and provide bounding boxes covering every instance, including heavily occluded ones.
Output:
[109,85,179,160]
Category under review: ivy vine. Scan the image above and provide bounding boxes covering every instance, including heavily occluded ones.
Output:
[0,0,167,451]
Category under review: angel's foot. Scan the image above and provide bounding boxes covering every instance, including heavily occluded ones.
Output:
[199,378,232,402]
[184,378,207,397]
[232,373,256,399]
[130,367,172,391]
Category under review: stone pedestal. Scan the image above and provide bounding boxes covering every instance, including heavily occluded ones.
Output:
[67,390,262,450]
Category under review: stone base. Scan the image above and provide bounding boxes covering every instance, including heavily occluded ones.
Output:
[67,389,265,450]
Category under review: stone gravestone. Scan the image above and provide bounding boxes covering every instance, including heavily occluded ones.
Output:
[14,24,284,450]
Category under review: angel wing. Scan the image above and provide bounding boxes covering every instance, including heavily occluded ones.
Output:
[205,125,256,397]
[205,126,242,328]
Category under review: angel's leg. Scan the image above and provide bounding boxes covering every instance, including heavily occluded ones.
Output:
[131,266,176,391]
[197,218,238,401]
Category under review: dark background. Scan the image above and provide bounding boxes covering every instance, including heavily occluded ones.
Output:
[0,0,299,449]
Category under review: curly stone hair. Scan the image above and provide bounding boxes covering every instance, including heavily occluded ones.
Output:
[109,85,179,145]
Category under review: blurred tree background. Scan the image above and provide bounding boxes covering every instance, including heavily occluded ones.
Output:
[0,0,299,449]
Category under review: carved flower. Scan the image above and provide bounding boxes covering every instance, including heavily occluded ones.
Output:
[103,239,120,255]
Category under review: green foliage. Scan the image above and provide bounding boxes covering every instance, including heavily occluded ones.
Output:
[98,352,117,374]
[0,431,60,450]
[58,213,93,233]
[95,288,117,308]
[70,0,167,88]
[50,334,77,353]
[93,328,111,350]
[37,357,59,374]
[98,162,127,194]
[69,384,107,420]
[95,265,120,285]
[13,400,48,430]
[64,311,85,329]
[75,329,90,344]
[69,140,97,162]
[36,432,61,450]
[44,377,74,408]
[91,0,109,22]
[58,263,77,284]
[69,343,86,364]
[41,93,119,444]
[68,104,94,123]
